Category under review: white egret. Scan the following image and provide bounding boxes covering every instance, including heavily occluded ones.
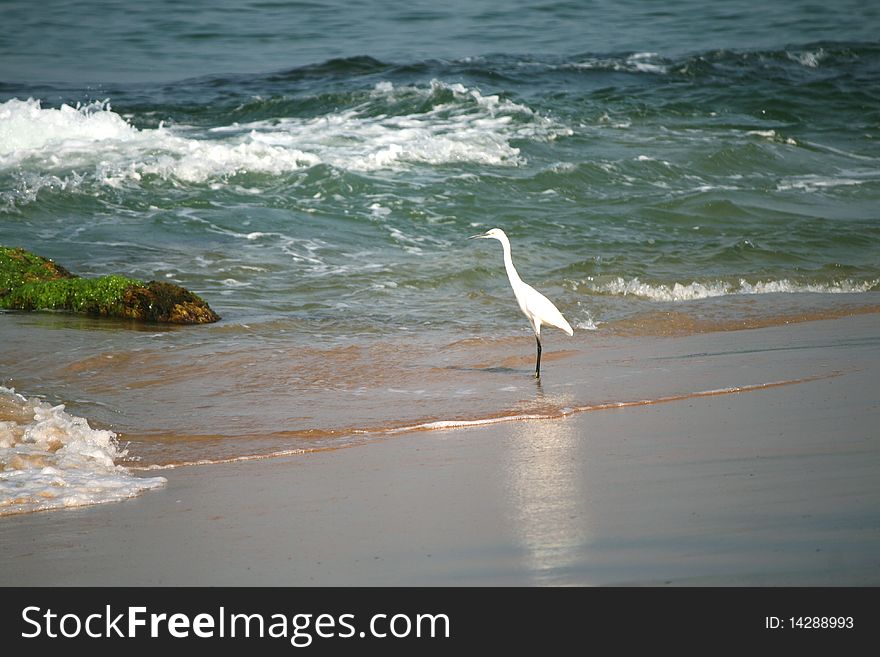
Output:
[470,228,573,378]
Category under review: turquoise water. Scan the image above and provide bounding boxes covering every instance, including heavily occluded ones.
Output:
[1,1,879,504]
[2,1,879,335]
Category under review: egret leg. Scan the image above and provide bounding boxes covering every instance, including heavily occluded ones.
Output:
[535,335,542,379]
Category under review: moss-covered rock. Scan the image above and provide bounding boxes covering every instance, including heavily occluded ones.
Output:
[0,246,220,324]
[0,245,74,290]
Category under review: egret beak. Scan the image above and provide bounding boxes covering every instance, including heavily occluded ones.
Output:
[469,233,489,240]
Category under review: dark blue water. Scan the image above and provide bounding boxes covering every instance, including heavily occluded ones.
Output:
[3,1,878,84]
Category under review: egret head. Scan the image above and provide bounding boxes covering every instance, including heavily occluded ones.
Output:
[468,228,507,241]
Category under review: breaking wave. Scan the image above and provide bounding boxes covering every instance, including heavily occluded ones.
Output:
[0,81,570,193]
[587,276,879,301]
[0,387,166,516]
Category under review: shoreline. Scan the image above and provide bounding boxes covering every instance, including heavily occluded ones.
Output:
[4,299,878,471]
[2,313,879,585]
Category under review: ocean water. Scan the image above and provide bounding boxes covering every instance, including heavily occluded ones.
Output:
[2,0,879,513]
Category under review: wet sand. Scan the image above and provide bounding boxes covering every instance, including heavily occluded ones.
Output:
[2,312,879,585]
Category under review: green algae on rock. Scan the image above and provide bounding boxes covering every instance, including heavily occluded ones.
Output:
[0,246,220,324]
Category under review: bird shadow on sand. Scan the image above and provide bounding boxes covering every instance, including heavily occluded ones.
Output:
[443,365,524,374]
[442,365,547,391]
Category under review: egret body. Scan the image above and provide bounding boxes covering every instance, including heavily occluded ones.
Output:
[470,228,573,378]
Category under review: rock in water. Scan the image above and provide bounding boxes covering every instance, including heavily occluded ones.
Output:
[0,246,220,324]
[122,281,221,323]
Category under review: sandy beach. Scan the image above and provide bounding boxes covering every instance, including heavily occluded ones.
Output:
[1,312,877,586]
[4,0,880,596]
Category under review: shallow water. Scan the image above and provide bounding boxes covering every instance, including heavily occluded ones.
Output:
[2,0,879,513]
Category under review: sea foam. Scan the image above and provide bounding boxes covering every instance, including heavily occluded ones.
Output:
[0,98,134,155]
[564,52,669,74]
[0,84,569,194]
[589,276,878,301]
[0,387,165,516]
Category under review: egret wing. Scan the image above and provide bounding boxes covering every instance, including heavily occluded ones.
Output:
[521,284,573,336]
